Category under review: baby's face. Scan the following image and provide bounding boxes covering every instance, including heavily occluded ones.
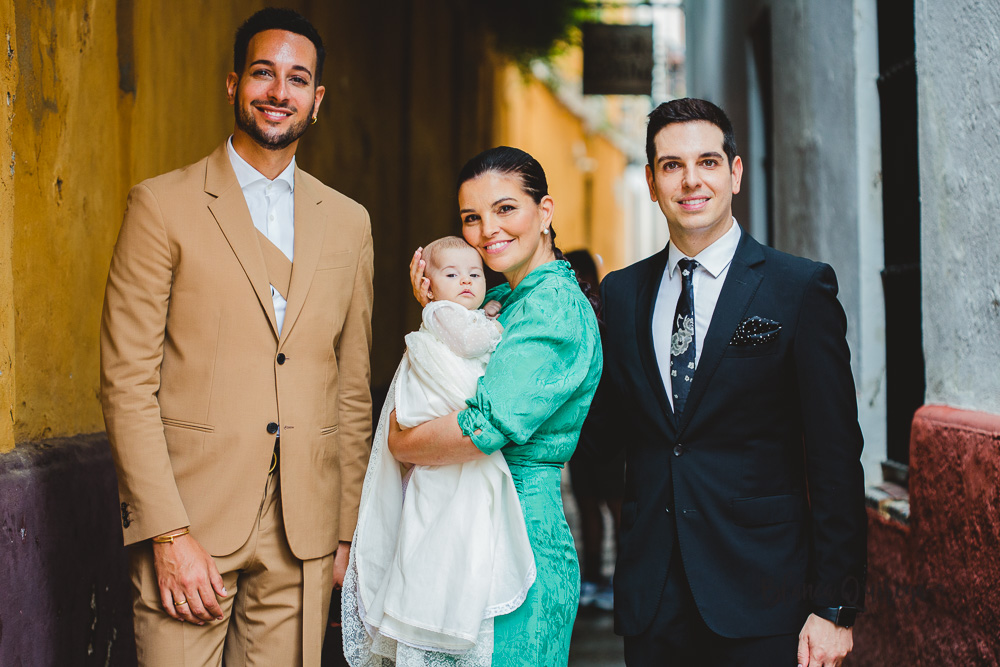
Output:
[427,246,487,309]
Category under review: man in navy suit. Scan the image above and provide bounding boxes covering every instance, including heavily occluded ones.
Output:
[590,98,866,666]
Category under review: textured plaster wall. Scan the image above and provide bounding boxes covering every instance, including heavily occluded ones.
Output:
[916,0,1000,415]
[1,0,16,452]
[5,1,501,442]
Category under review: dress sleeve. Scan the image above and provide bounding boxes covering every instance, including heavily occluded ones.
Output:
[457,287,598,455]
[422,301,502,359]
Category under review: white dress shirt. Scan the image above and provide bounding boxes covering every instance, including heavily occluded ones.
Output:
[227,137,296,334]
[652,218,742,410]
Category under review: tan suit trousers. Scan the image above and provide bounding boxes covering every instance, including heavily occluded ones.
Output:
[129,468,335,666]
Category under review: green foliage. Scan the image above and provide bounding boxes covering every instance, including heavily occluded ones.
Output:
[477,0,590,67]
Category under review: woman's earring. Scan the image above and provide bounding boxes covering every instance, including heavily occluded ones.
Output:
[542,228,550,235]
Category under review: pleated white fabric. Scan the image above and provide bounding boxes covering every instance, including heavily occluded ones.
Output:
[343,302,535,666]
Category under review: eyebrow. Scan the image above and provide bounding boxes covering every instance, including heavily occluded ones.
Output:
[657,151,725,165]
[248,59,313,78]
[460,196,516,214]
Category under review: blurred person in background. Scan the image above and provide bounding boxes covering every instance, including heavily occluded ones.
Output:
[566,249,623,612]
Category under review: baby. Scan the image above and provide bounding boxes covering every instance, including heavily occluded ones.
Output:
[344,237,535,666]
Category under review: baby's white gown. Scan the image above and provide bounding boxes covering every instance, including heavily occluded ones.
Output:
[343,301,536,667]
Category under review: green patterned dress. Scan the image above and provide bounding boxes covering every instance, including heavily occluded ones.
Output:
[457,260,603,666]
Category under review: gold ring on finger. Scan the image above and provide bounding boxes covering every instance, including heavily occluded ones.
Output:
[174,599,188,606]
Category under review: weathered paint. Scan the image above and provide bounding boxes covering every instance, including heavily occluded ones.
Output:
[854,405,1000,665]
[0,434,135,665]
[1,0,16,453]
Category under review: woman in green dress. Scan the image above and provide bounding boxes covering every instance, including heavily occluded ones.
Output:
[389,146,603,665]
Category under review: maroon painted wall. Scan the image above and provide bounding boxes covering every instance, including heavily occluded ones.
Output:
[854,406,1000,665]
[0,435,136,665]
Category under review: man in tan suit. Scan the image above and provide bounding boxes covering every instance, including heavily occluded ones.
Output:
[100,9,372,665]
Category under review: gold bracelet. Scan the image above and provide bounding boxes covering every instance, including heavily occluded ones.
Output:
[152,528,190,544]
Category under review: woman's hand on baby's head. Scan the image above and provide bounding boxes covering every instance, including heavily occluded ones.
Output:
[409,248,433,307]
[483,300,502,319]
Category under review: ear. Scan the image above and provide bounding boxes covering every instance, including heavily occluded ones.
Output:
[645,164,658,202]
[730,155,744,195]
[539,195,555,231]
[311,84,326,120]
[226,72,239,105]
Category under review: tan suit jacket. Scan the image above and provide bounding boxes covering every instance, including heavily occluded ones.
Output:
[101,142,373,560]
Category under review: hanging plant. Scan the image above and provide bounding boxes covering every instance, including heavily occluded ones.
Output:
[475,0,589,67]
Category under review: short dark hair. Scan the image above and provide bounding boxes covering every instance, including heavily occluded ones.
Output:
[234,8,325,83]
[645,98,737,169]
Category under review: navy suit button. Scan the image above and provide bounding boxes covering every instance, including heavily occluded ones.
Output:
[277,353,286,365]
[673,443,685,456]
[266,422,279,435]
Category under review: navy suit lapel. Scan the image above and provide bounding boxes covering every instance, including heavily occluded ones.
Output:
[635,247,680,433]
[677,231,765,433]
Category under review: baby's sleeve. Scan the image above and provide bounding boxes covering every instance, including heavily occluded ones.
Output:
[423,301,502,359]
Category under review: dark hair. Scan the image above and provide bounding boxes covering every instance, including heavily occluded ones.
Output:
[456,146,600,313]
[234,8,325,83]
[564,249,602,317]
[645,98,737,169]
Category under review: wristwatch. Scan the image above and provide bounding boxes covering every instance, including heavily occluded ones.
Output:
[813,606,858,628]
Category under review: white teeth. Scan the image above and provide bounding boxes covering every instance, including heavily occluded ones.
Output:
[486,241,510,250]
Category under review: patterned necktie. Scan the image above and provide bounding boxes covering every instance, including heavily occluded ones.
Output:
[670,258,699,415]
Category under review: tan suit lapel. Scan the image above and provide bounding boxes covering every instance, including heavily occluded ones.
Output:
[280,168,325,344]
[204,143,280,339]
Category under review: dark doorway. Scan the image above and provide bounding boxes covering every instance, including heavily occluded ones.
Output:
[876,0,924,473]
[747,8,774,245]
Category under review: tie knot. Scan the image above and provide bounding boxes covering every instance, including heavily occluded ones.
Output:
[678,258,699,280]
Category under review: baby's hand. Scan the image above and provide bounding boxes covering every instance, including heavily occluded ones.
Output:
[483,300,502,319]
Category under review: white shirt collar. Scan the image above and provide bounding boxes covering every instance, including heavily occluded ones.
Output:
[667,217,742,278]
[226,136,296,192]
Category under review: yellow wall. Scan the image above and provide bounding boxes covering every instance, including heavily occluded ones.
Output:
[1,0,16,451]
[3,1,498,446]
[492,64,628,276]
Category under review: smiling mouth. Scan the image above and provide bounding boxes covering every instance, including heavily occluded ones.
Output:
[678,197,710,210]
[484,240,512,254]
[253,104,294,121]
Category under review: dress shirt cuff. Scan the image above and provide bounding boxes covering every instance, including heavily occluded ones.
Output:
[457,406,508,456]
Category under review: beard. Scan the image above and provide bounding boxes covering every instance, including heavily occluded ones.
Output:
[235,97,313,151]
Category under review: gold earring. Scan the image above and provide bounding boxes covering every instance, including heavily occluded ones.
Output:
[311,116,318,125]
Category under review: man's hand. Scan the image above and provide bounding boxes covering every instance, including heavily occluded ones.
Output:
[152,532,226,624]
[797,614,853,667]
[333,541,351,589]
[409,248,432,307]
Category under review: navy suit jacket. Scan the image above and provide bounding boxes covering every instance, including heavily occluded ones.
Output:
[588,230,867,638]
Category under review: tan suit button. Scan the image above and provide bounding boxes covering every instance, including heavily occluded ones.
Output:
[267,422,279,435]
[277,353,286,365]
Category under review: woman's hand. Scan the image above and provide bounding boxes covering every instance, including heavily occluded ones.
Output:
[387,409,403,458]
[409,248,432,307]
